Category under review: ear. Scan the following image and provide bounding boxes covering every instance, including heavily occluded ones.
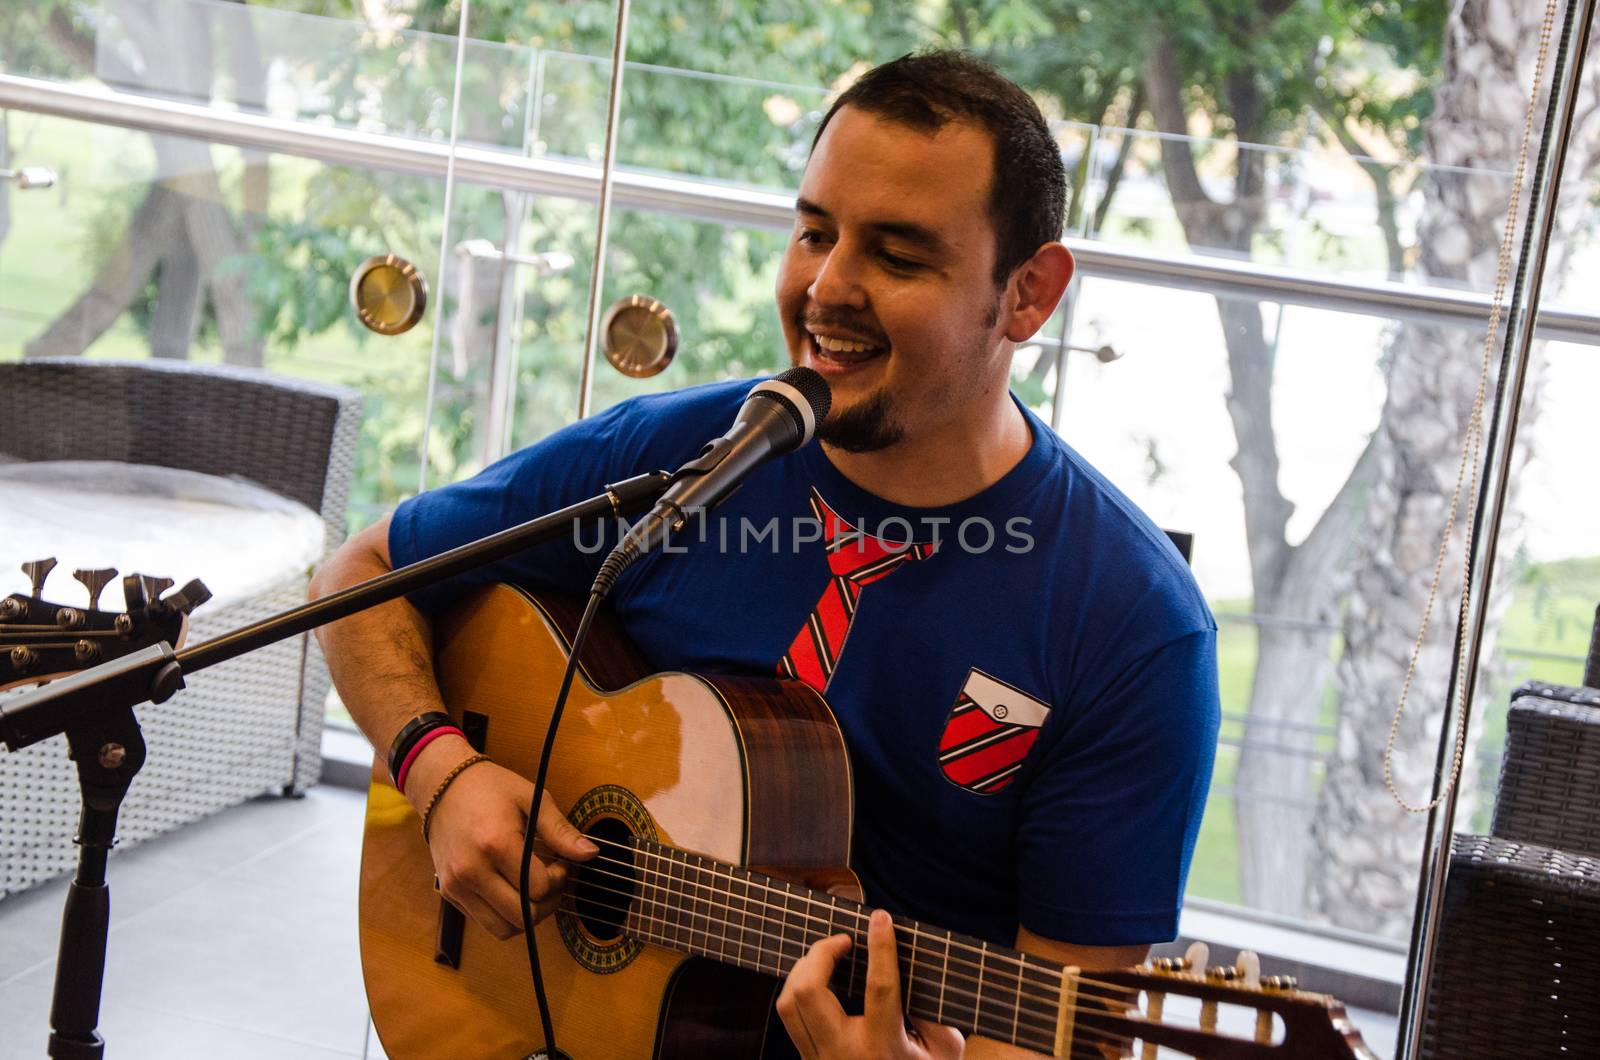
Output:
[1001,242,1074,344]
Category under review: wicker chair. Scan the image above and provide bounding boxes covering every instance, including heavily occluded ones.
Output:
[1420,835,1600,1057]
[1493,682,1600,858]
[0,357,360,899]
[1419,634,1600,1058]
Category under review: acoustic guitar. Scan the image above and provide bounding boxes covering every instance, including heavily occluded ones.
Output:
[358,584,1376,1059]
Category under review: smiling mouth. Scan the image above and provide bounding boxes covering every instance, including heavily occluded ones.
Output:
[806,330,888,368]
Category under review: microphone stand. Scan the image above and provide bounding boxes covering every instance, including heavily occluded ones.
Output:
[0,471,672,1059]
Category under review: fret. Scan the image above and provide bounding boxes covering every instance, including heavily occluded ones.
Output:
[900,941,1061,1056]
[940,927,980,1033]
[690,854,711,957]
[975,942,987,1037]
[901,916,919,1022]
[937,927,951,1026]
[777,879,798,974]
[643,845,656,941]
[734,865,755,972]
[847,901,862,1002]
[772,876,792,976]
[752,868,773,975]
[1012,951,1025,1047]
[696,855,721,961]
[669,848,688,951]
[625,839,644,941]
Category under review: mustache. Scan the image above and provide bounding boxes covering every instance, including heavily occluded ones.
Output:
[801,313,888,346]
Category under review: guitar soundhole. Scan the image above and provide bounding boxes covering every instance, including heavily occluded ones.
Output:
[571,816,635,942]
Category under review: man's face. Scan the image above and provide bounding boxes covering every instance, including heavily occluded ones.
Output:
[775,105,1013,452]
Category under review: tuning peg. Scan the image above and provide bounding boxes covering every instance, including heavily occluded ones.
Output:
[1261,975,1298,991]
[22,558,57,598]
[163,579,211,615]
[139,575,175,604]
[1150,955,1191,974]
[1184,941,1210,976]
[73,568,118,611]
[122,574,146,611]
[1237,950,1262,988]
[1205,964,1241,982]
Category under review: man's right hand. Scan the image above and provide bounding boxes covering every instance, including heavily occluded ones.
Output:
[407,738,599,940]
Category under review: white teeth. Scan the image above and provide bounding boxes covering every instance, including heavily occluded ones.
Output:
[810,333,880,354]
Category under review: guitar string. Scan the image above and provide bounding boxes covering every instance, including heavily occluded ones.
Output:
[581,834,1146,1006]
[563,847,1124,1011]
[548,904,1164,1060]
[551,854,1206,1042]
[556,886,1145,1059]
[560,849,1136,1016]
[554,867,1203,1046]
[550,875,1172,1049]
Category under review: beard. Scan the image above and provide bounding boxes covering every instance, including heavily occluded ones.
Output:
[817,387,904,453]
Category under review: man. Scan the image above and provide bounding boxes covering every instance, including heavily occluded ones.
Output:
[312,50,1219,1058]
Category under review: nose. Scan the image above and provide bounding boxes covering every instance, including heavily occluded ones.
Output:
[808,244,867,311]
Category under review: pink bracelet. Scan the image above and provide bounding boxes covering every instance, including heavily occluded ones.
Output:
[395,725,465,795]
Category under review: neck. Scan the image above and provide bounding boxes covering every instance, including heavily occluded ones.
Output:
[821,386,1032,508]
[618,839,1070,1053]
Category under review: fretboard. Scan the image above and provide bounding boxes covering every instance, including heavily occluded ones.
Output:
[616,839,1075,1054]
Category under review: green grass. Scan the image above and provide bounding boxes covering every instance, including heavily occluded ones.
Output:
[1183,559,1598,905]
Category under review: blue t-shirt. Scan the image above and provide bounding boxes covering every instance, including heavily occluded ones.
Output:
[390,378,1219,947]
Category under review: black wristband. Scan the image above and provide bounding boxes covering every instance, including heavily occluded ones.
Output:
[387,711,454,782]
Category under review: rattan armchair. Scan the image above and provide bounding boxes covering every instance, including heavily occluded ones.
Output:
[1419,650,1600,1057]
[0,357,360,898]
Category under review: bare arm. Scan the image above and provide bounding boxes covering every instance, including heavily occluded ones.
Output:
[309,515,595,938]
[310,514,453,796]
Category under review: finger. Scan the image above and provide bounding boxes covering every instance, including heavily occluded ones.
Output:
[534,893,564,922]
[442,882,518,940]
[776,933,852,1052]
[863,909,909,1045]
[909,1018,964,1059]
[536,796,600,861]
[476,861,538,932]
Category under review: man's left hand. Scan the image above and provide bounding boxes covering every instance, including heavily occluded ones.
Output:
[777,907,964,1059]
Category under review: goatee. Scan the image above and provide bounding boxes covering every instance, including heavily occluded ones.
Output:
[817,389,904,453]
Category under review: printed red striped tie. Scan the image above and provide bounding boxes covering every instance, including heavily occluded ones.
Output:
[778,490,936,693]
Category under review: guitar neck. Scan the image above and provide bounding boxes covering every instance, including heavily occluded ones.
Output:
[615,839,1088,1054]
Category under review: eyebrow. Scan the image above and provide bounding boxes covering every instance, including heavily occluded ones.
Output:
[795,196,949,257]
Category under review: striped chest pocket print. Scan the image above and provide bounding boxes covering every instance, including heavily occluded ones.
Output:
[937,669,1051,795]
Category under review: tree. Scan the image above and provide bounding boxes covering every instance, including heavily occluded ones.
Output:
[944,0,1446,918]
[1309,0,1600,935]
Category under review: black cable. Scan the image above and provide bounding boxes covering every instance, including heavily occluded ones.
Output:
[518,545,644,1056]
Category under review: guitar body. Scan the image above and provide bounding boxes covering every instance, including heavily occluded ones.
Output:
[359,584,856,1059]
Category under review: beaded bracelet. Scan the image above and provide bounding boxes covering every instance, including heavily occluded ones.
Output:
[387,711,453,785]
[421,753,491,842]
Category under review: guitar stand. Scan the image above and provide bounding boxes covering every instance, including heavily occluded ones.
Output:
[0,470,674,1057]
[48,706,146,1060]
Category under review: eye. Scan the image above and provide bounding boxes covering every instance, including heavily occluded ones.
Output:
[878,250,922,271]
[795,227,831,247]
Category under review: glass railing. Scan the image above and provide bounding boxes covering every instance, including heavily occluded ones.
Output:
[4,9,1597,1041]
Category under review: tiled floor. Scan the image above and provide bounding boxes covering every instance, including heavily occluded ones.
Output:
[0,787,375,1059]
[1,785,1399,1058]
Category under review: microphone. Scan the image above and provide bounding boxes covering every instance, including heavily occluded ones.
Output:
[592,367,831,593]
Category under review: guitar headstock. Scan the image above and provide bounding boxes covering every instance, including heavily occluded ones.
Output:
[0,558,210,691]
[1071,943,1379,1059]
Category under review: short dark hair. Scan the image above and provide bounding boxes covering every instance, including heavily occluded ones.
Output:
[811,50,1067,286]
